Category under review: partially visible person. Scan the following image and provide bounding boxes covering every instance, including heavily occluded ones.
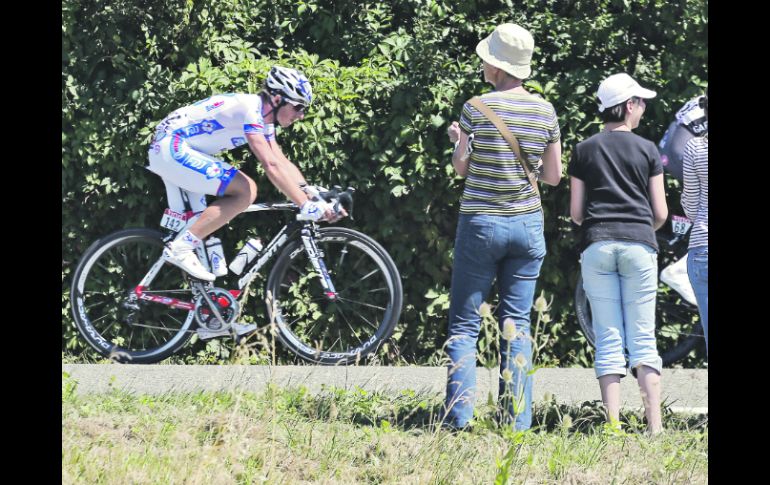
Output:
[681,86,708,353]
[569,73,667,434]
[443,23,562,431]
[657,93,708,183]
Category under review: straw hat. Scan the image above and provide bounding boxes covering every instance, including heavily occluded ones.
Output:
[475,23,534,80]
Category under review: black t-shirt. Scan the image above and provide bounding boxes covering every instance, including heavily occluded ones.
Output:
[567,130,663,252]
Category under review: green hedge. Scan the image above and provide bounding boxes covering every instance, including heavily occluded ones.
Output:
[62,0,708,365]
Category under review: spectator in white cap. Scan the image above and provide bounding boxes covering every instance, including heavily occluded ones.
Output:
[443,23,562,432]
[568,72,667,435]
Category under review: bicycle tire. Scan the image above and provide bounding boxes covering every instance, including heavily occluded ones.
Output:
[266,227,403,364]
[574,272,702,367]
[70,228,195,364]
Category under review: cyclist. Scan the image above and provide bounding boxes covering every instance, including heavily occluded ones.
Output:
[146,66,345,282]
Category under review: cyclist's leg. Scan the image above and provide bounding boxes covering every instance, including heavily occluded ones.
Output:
[162,179,208,215]
[188,171,257,238]
[148,136,242,280]
[148,136,247,239]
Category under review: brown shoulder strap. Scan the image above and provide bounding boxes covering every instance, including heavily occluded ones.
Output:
[468,96,539,197]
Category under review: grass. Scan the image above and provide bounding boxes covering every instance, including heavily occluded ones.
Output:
[62,373,708,484]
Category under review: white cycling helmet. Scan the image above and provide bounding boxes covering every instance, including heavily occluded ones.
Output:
[265,66,313,107]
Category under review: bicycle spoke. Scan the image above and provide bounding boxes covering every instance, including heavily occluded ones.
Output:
[150,329,162,347]
[336,244,349,270]
[100,318,119,336]
[350,252,367,274]
[304,318,322,338]
[96,261,115,275]
[337,296,387,312]
[91,313,112,325]
[288,314,306,328]
[120,246,135,274]
[84,300,109,311]
[335,269,379,296]
[165,313,186,327]
[333,303,366,345]
[336,302,380,331]
[129,322,184,333]
[365,287,389,294]
[289,264,308,279]
[83,290,118,297]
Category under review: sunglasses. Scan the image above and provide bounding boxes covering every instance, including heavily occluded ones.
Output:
[287,102,307,114]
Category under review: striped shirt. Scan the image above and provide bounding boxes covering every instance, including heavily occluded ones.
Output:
[458,92,560,215]
[681,135,708,249]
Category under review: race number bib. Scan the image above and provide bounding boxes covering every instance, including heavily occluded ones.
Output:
[160,208,192,232]
[671,215,692,236]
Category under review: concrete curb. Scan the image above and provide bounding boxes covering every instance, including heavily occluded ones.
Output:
[62,364,707,413]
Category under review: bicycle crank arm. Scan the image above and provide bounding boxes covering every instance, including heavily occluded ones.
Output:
[192,282,232,331]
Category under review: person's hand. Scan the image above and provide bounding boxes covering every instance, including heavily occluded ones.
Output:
[324,205,347,223]
[299,199,348,222]
[299,199,334,221]
[447,121,461,143]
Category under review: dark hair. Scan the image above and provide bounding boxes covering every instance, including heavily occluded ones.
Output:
[600,96,640,123]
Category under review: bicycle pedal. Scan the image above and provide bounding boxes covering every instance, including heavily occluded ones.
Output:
[196,327,231,340]
[233,323,257,336]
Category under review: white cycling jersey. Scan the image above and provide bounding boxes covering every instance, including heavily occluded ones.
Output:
[147,93,277,212]
[153,93,275,153]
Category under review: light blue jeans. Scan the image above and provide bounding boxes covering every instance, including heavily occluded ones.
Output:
[687,246,708,353]
[444,211,546,430]
[581,241,662,378]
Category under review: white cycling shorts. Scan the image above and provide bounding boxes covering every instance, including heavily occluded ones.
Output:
[147,133,238,197]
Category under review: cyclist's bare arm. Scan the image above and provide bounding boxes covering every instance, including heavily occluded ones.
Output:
[246,133,309,206]
[270,140,308,186]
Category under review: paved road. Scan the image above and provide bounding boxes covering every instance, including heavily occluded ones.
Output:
[62,364,707,413]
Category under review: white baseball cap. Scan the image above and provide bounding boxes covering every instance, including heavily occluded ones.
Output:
[597,73,657,112]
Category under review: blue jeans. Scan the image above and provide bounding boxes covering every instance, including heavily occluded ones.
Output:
[444,211,546,430]
[687,246,708,353]
[581,241,662,378]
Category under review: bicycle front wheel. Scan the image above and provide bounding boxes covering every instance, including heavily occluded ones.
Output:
[70,228,195,364]
[266,227,403,364]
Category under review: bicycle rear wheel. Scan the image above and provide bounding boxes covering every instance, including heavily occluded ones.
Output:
[266,227,402,364]
[70,228,195,364]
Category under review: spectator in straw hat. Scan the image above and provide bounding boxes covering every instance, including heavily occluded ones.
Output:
[443,23,562,431]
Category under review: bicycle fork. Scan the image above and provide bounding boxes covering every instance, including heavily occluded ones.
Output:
[301,226,338,301]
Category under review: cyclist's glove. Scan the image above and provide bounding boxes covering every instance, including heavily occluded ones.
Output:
[299,199,333,221]
[301,184,328,200]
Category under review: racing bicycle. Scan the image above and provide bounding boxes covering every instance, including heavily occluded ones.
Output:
[70,186,403,365]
